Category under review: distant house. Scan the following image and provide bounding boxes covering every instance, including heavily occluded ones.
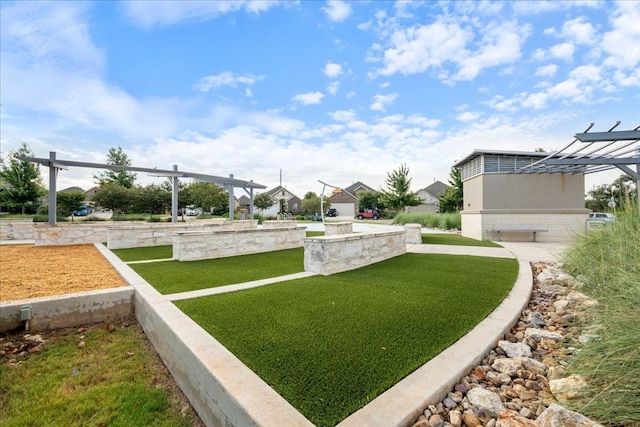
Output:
[262,186,302,216]
[328,181,377,216]
[406,180,450,213]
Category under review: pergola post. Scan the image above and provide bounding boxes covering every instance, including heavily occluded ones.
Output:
[228,174,235,221]
[171,164,179,223]
[48,151,57,225]
[249,181,254,220]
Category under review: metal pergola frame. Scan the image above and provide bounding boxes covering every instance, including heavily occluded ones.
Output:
[24,151,267,225]
[519,122,640,181]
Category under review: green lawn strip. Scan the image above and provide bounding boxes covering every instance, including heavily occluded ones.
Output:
[112,245,173,262]
[421,233,501,247]
[175,253,517,426]
[306,231,325,237]
[129,248,304,294]
[0,322,197,427]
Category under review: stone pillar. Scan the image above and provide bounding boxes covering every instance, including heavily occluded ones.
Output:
[405,223,422,244]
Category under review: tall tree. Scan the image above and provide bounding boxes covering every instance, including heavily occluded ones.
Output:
[92,183,134,216]
[253,192,274,214]
[0,142,45,214]
[439,167,464,213]
[94,146,137,188]
[357,190,380,211]
[185,182,228,215]
[586,174,636,212]
[378,164,422,212]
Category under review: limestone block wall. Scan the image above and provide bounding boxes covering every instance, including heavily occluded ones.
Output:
[304,230,406,275]
[173,226,306,261]
[324,222,353,236]
[106,219,237,249]
[262,220,297,229]
[462,210,589,242]
[404,223,422,244]
[34,223,110,246]
[0,219,34,240]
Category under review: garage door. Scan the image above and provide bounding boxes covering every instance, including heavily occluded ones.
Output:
[328,203,356,217]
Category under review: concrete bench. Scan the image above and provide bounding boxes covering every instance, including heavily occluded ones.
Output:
[490,228,548,242]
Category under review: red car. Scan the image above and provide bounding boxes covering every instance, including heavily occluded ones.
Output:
[357,209,381,220]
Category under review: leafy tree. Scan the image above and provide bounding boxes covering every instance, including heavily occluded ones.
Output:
[378,164,422,212]
[132,184,171,215]
[357,190,380,211]
[92,183,134,216]
[94,146,137,188]
[253,192,274,214]
[439,167,464,213]
[57,192,85,217]
[185,182,228,215]
[0,142,46,214]
[301,191,321,214]
[586,174,636,212]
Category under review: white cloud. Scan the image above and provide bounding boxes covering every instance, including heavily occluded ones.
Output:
[329,110,355,122]
[521,92,549,109]
[601,1,640,69]
[122,0,283,27]
[371,18,528,83]
[549,42,575,62]
[454,21,529,81]
[322,0,352,22]
[569,64,601,81]
[561,17,598,46]
[323,62,343,77]
[292,91,325,105]
[456,111,480,122]
[535,64,558,77]
[194,72,264,92]
[374,20,472,77]
[327,81,340,96]
[370,93,398,112]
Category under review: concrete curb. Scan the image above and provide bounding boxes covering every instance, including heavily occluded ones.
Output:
[338,259,531,426]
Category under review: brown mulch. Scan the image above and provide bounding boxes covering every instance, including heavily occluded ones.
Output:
[0,244,126,302]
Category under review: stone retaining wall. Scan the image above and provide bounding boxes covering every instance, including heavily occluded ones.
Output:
[0,219,34,240]
[405,223,422,244]
[304,229,406,275]
[262,220,298,229]
[0,286,134,332]
[173,226,306,261]
[31,219,257,247]
[106,219,258,249]
[324,222,353,236]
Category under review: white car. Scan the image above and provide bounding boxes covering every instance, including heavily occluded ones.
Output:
[587,212,616,223]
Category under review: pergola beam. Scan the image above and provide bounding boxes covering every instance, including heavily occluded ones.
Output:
[575,130,640,142]
[22,152,266,225]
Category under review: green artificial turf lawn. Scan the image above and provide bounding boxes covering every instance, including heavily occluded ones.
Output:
[112,245,173,262]
[175,253,517,426]
[129,248,304,294]
[421,233,502,247]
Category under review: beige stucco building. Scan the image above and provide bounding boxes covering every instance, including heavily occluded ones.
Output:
[454,150,590,242]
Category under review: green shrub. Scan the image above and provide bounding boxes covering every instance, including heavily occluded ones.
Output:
[392,212,461,230]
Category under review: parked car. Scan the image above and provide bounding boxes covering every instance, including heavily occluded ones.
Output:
[587,212,616,223]
[326,208,338,217]
[357,209,381,220]
[73,205,93,216]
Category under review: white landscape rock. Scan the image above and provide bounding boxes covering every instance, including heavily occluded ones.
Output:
[467,387,505,419]
[498,340,532,358]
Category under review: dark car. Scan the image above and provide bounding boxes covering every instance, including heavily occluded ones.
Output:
[326,208,338,217]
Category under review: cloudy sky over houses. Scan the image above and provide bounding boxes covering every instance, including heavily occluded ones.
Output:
[1,0,638,196]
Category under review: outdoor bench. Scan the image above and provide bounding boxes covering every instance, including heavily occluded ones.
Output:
[489,228,548,242]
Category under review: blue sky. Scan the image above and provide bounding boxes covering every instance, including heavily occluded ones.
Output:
[1,0,639,197]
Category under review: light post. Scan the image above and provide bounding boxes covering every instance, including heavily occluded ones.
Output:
[318,180,340,224]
